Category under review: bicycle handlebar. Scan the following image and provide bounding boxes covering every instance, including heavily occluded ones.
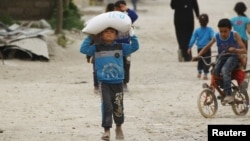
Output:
[195,53,232,67]
[195,55,217,67]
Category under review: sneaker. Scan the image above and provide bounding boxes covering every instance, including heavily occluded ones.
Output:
[94,86,99,94]
[222,95,234,104]
[123,83,128,92]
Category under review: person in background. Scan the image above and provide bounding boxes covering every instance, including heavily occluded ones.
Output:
[114,0,138,92]
[230,1,250,69]
[104,0,117,4]
[170,0,200,62]
[131,0,138,12]
[86,3,115,94]
[192,18,246,104]
[105,2,115,12]
[85,35,101,94]
[80,27,139,141]
[188,13,214,80]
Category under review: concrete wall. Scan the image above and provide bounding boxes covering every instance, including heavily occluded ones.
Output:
[0,0,113,21]
[73,0,105,8]
[0,0,55,20]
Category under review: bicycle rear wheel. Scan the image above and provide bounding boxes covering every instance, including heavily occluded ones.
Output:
[197,88,218,118]
[231,89,249,116]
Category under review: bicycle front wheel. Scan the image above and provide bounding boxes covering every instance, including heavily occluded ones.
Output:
[197,88,218,118]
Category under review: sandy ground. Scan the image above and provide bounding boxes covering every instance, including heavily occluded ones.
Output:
[1,0,250,141]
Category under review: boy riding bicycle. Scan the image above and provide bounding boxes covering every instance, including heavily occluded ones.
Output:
[192,18,247,104]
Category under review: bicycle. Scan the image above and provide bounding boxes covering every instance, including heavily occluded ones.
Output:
[196,55,250,118]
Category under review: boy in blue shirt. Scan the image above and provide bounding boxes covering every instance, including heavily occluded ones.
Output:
[80,27,139,141]
[188,13,214,80]
[193,18,246,104]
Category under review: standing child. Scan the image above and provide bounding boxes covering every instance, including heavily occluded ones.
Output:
[80,27,139,140]
[188,13,214,80]
[231,2,250,50]
[230,1,250,69]
[85,34,101,93]
[114,0,138,92]
[193,18,246,104]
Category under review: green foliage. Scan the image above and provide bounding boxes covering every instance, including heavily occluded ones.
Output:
[63,1,84,30]
[0,14,15,25]
[49,0,84,30]
[57,33,68,48]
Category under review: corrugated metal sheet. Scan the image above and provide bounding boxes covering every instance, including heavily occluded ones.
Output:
[1,23,54,61]
[10,37,49,59]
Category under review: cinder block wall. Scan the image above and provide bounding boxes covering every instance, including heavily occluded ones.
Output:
[0,0,55,20]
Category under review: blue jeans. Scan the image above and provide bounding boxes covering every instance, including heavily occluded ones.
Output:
[214,55,239,96]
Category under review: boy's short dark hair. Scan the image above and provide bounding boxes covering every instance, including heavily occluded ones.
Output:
[114,0,127,8]
[199,13,209,27]
[217,18,232,29]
